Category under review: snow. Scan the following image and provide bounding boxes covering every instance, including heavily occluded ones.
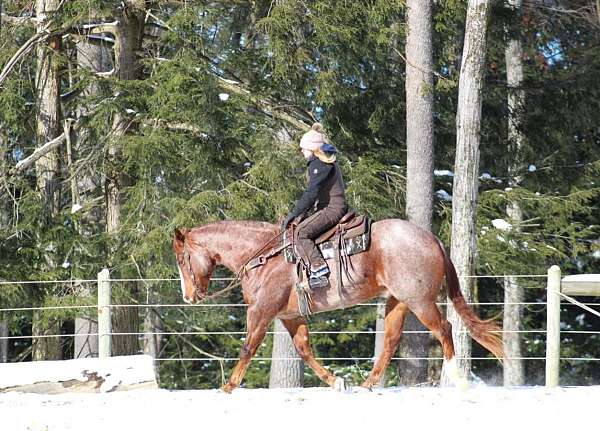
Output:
[0,385,597,431]
[435,189,452,201]
[71,203,82,214]
[81,20,119,30]
[434,169,454,177]
[0,355,156,392]
[480,172,502,183]
[492,219,512,231]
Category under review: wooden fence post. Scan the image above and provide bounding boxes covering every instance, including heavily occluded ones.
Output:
[98,268,111,358]
[545,265,561,387]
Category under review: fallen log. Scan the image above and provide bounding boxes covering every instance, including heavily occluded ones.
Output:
[0,355,158,394]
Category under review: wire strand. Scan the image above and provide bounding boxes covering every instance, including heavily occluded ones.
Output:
[153,357,600,362]
[4,329,599,341]
[3,301,600,313]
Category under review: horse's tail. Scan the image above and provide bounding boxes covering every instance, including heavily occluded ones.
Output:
[436,239,504,361]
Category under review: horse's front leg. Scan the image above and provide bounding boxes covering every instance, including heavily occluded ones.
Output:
[221,305,272,393]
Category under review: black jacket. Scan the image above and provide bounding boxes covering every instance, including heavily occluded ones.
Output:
[289,158,347,219]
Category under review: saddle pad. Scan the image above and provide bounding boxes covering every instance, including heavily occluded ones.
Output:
[320,234,369,260]
[284,217,372,263]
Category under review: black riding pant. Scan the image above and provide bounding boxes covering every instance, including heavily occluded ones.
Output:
[295,206,346,271]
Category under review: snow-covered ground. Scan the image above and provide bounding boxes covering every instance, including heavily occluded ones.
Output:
[1,385,597,431]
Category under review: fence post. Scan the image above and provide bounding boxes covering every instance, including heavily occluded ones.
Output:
[545,265,561,387]
[98,268,111,358]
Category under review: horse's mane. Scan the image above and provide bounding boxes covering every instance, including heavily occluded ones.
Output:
[186,220,279,248]
[192,219,277,233]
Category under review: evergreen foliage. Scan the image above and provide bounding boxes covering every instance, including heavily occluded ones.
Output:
[0,0,598,386]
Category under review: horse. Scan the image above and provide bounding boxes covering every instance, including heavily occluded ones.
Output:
[172,219,504,393]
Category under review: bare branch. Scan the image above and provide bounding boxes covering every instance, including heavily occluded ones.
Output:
[0,13,38,26]
[14,133,66,174]
[76,20,120,35]
[0,31,56,88]
[141,119,208,136]
[216,77,313,131]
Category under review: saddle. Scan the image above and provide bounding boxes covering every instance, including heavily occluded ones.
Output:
[245,211,372,318]
[283,210,372,263]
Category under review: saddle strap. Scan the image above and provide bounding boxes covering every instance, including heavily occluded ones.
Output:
[333,231,345,309]
[245,242,289,271]
[295,261,313,317]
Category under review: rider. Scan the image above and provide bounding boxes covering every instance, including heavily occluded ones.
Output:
[282,123,348,289]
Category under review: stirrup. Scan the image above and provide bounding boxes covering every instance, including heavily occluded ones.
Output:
[310,264,330,278]
[308,275,329,290]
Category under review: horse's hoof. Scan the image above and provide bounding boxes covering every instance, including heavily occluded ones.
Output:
[360,381,373,391]
[333,377,347,392]
[220,384,235,394]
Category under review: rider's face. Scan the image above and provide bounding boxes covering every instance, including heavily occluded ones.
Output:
[301,149,313,160]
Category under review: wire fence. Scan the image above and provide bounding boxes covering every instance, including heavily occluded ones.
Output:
[0,273,598,366]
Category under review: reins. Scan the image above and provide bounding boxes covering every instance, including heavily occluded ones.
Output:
[197,228,286,302]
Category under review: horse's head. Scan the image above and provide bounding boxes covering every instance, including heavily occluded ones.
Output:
[173,228,214,304]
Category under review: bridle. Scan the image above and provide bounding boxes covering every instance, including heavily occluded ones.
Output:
[178,228,287,302]
[181,242,204,300]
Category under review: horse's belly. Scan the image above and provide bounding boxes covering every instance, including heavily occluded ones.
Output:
[310,280,384,314]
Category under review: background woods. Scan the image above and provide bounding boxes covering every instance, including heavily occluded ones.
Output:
[0,0,599,388]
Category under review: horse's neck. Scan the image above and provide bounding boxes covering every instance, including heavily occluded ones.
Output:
[190,221,276,273]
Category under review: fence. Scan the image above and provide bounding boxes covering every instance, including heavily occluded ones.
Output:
[1,266,599,387]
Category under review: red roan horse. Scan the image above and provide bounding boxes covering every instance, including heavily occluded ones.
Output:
[173,219,503,393]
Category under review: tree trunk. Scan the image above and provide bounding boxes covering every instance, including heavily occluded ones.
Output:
[442,0,491,386]
[32,0,63,362]
[107,1,145,356]
[71,10,112,360]
[34,0,61,217]
[399,0,435,387]
[74,315,98,359]
[32,311,62,361]
[503,0,526,385]
[269,319,304,388]
[503,273,524,385]
[269,123,304,388]
[0,145,8,363]
[143,306,163,382]
[0,320,8,363]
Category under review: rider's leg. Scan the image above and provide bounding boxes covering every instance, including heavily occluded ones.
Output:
[296,209,341,287]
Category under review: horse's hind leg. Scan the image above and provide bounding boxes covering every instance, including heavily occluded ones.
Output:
[408,299,468,389]
[361,296,409,389]
[281,317,345,391]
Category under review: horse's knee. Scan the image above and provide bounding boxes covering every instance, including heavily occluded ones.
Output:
[240,343,254,359]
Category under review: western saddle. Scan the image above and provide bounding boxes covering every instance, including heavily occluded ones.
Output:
[244,210,372,317]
